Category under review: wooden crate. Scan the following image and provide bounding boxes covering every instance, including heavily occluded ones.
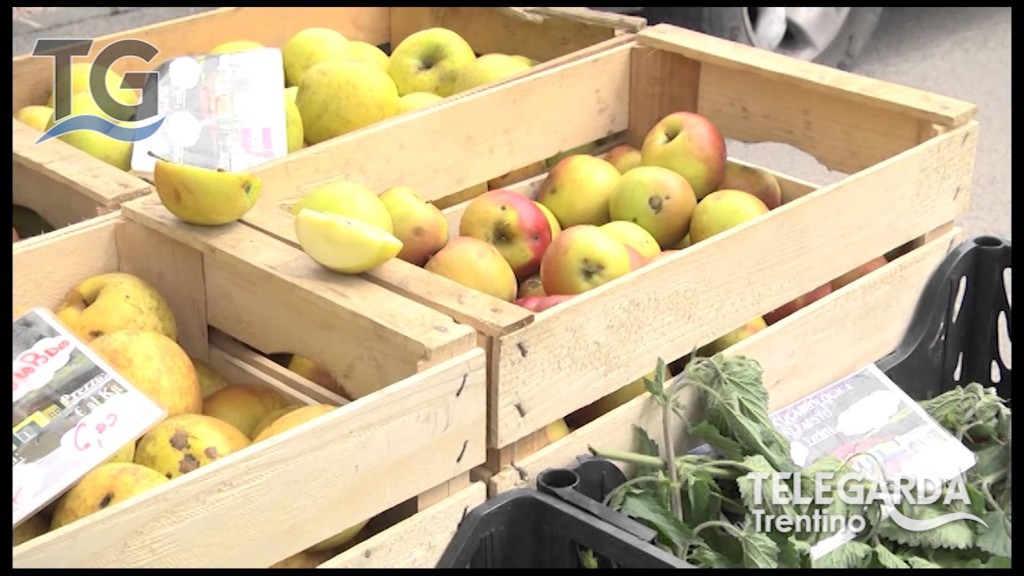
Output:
[12,7,643,234]
[228,23,978,471]
[11,208,487,568]
[486,228,968,495]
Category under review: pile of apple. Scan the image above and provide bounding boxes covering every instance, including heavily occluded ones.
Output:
[14,273,373,566]
[13,26,535,175]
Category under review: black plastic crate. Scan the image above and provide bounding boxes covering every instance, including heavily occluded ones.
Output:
[437,235,1012,569]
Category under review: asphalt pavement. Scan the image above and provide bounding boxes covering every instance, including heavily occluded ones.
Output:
[12,7,1011,241]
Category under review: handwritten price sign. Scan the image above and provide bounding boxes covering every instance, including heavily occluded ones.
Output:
[12,336,72,402]
[73,411,119,453]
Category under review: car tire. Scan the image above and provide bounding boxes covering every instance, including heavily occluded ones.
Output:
[642,7,883,71]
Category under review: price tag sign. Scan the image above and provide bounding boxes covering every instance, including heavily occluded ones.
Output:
[12,308,166,528]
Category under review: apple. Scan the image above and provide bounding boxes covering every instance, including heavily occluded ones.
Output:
[831,256,888,291]
[397,91,445,114]
[425,236,518,302]
[281,27,350,87]
[545,141,600,168]
[625,246,647,271]
[297,59,400,143]
[763,283,833,326]
[459,190,553,280]
[608,166,698,249]
[600,220,662,260]
[487,161,548,190]
[534,201,561,239]
[641,111,727,200]
[675,234,691,250]
[540,225,633,295]
[719,163,782,210]
[607,145,642,174]
[518,275,546,298]
[647,249,680,265]
[339,41,390,71]
[453,53,532,94]
[14,105,54,132]
[379,186,450,266]
[292,180,394,233]
[536,154,621,227]
[387,28,477,97]
[688,189,769,244]
[697,317,768,356]
[56,272,177,343]
[514,294,575,313]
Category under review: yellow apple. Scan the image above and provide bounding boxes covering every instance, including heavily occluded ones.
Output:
[56,272,177,342]
[599,221,662,260]
[209,40,264,55]
[46,62,140,120]
[607,145,642,174]
[153,159,262,226]
[202,384,293,438]
[50,463,168,530]
[608,165,698,249]
[340,40,389,71]
[459,190,553,280]
[546,419,571,443]
[297,59,400,144]
[295,209,403,275]
[397,91,445,114]
[387,28,476,97]
[134,414,251,480]
[90,330,203,416]
[540,225,632,295]
[46,92,132,171]
[281,27,349,87]
[425,236,518,302]
[534,200,561,238]
[641,111,727,200]
[537,154,621,227]
[688,189,770,244]
[287,354,347,398]
[291,180,393,233]
[452,53,531,94]
[284,86,304,153]
[14,105,54,131]
[379,186,450,266]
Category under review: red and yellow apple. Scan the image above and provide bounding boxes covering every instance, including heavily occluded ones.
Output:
[763,283,833,325]
[378,185,450,266]
[719,163,782,210]
[424,236,518,302]
[625,246,647,271]
[831,256,888,291]
[641,111,727,200]
[514,294,575,313]
[459,190,553,280]
[688,189,770,244]
[540,225,632,295]
[607,145,642,174]
[534,201,561,239]
[608,166,698,249]
[600,220,662,260]
[536,154,620,227]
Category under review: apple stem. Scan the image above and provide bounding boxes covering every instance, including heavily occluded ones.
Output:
[146,150,170,162]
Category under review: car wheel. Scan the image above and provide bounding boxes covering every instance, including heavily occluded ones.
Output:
[642,7,883,70]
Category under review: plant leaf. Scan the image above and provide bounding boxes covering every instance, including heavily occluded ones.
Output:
[872,544,910,568]
[876,503,977,550]
[766,531,810,569]
[688,421,744,462]
[736,455,797,520]
[974,509,1012,558]
[904,556,942,568]
[689,541,738,568]
[632,425,663,479]
[618,490,693,552]
[812,540,874,569]
[739,525,780,569]
[684,470,720,527]
[642,375,663,398]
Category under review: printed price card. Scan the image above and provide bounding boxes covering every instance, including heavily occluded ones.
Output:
[13,308,166,528]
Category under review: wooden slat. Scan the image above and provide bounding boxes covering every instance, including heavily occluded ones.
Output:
[636,24,977,129]
[489,227,965,494]
[488,121,976,447]
[13,348,487,568]
[322,482,487,569]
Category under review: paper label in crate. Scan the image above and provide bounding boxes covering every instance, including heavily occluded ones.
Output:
[12,308,167,529]
[130,48,287,174]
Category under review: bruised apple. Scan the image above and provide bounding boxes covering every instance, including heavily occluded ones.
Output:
[719,163,782,210]
[518,275,546,298]
[608,166,697,249]
[540,225,632,295]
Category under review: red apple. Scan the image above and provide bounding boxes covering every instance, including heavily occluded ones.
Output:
[514,294,575,313]
[763,283,833,326]
[831,256,888,291]
[640,111,727,200]
[540,225,633,295]
[625,245,647,271]
[459,189,553,280]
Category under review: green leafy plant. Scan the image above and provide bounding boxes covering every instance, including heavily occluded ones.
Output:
[589,355,1012,568]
